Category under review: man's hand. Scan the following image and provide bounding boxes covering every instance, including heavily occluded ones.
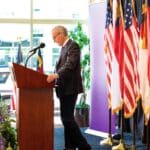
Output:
[47,73,59,83]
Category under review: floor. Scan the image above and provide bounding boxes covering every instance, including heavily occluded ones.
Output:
[2,95,148,150]
[53,95,62,127]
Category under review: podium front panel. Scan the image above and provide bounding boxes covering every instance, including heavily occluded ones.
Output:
[16,88,54,150]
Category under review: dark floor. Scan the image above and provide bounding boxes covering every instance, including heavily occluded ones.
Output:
[54,127,147,150]
[1,97,148,150]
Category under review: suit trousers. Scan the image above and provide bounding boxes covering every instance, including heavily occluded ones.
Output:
[59,94,89,149]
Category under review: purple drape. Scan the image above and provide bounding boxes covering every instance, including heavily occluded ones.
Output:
[88,2,116,133]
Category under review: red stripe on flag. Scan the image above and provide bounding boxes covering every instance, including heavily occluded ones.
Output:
[11,95,15,110]
[104,24,114,108]
[123,0,140,117]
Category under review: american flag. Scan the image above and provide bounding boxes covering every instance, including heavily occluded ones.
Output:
[16,43,23,64]
[11,42,23,110]
[104,0,113,109]
[104,0,122,112]
[123,0,140,117]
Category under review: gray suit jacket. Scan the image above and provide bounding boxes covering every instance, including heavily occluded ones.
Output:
[55,39,83,97]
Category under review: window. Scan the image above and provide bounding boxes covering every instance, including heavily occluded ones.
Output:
[0,0,30,18]
[0,0,88,19]
[52,47,60,66]
[0,0,89,73]
[33,0,88,19]
[0,72,9,83]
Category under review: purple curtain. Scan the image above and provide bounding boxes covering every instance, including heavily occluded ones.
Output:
[88,1,116,133]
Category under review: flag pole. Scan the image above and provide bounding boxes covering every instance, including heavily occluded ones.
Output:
[131,0,138,147]
[100,0,113,146]
[131,111,136,150]
[146,119,150,150]
[108,108,112,141]
[100,108,113,146]
[112,107,125,150]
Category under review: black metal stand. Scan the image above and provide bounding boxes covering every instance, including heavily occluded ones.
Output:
[108,108,113,143]
[25,51,36,67]
[131,112,136,150]
[109,108,112,138]
[146,119,150,150]
[100,108,112,146]
[120,108,124,141]
[112,108,125,150]
[112,107,125,150]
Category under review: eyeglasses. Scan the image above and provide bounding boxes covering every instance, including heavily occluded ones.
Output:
[53,32,61,40]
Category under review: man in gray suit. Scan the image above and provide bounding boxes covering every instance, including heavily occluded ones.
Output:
[47,25,91,150]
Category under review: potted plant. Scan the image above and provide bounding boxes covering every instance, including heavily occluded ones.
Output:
[0,99,17,150]
[69,22,90,127]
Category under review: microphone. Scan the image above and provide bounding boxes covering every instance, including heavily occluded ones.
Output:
[29,42,45,53]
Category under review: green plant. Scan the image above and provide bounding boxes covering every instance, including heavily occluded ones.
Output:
[69,22,90,91]
[0,99,17,150]
[75,94,90,109]
[69,22,90,108]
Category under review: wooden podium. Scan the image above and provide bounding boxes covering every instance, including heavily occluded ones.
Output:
[11,63,54,150]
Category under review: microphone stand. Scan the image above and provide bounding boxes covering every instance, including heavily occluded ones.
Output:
[25,51,36,67]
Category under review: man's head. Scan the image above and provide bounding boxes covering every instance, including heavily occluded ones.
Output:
[52,25,68,46]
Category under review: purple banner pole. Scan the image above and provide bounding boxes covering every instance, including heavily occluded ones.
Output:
[88,1,116,134]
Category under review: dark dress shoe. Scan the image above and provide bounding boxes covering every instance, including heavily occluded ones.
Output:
[63,148,76,150]
[79,144,91,150]
[141,135,149,144]
[112,133,121,140]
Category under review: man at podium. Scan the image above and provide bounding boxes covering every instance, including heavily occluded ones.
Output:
[47,25,91,150]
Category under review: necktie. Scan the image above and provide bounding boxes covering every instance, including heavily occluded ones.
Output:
[60,46,65,55]
[59,46,65,64]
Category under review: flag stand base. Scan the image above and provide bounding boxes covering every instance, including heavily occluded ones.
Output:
[112,139,125,150]
[125,145,136,150]
[100,134,113,146]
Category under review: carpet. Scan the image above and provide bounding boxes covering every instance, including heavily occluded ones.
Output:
[54,128,147,150]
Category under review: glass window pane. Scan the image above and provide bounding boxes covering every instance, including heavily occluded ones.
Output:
[0,24,30,66]
[0,72,9,83]
[33,0,88,19]
[0,0,88,19]
[0,23,88,73]
[0,0,30,18]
